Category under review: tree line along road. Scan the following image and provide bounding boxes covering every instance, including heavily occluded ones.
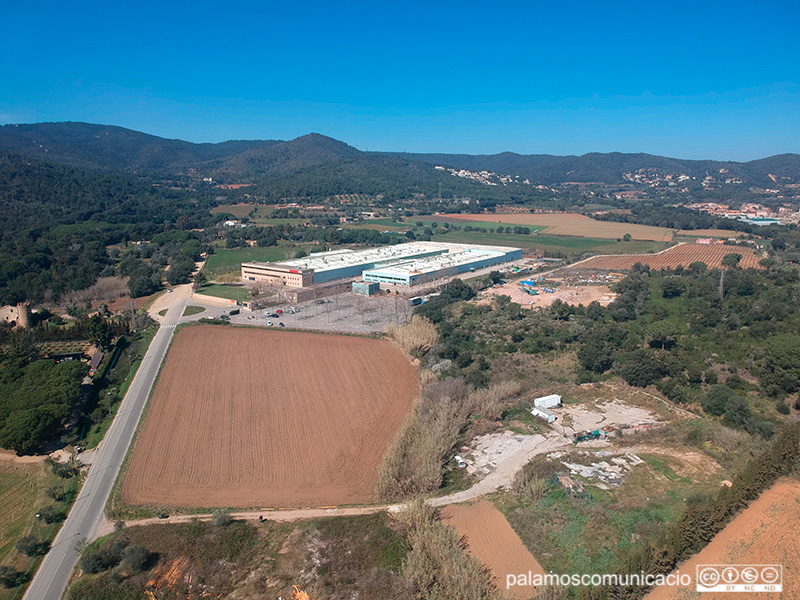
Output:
[21,284,192,600]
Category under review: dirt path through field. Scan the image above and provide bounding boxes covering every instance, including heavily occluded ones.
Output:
[442,501,545,599]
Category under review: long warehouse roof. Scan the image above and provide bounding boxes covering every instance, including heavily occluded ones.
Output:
[253,242,520,274]
[364,246,519,277]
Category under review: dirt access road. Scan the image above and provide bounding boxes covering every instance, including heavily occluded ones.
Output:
[442,501,545,600]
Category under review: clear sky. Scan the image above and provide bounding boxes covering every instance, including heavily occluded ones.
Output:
[2,0,799,160]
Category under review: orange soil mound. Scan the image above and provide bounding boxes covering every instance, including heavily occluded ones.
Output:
[577,243,762,270]
[441,213,674,242]
[121,326,418,508]
[442,501,545,600]
[644,478,800,600]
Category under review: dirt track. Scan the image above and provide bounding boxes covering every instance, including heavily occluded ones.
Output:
[644,478,800,600]
[121,326,418,508]
[442,501,545,599]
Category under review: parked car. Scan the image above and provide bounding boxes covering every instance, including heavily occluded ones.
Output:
[267,321,273,326]
[158,513,170,519]
[220,315,230,321]
[279,322,285,327]
[276,309,283,314]
[166,288,173,293]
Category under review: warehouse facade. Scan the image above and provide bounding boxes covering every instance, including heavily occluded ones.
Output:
[362,246,523,286]
[241,242,522,288]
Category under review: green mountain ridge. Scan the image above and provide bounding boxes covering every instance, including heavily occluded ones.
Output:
[0,121,797,189]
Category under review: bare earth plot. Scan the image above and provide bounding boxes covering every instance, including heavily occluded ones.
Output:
[442,501,545,600]
[121,326,418,508]
[644,478,800,600]
[677,229,747,238]
[480,282,615,309]
[441,213,675,242]
[575,243,763,271]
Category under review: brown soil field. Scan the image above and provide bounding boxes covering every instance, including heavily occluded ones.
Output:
[677,229,747,238]
[121,326,419,508]
[441,213,675,242]
[442,501,545,600]
[576,243,762,271]
[644,478,800,600]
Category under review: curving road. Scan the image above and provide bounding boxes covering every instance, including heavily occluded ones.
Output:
[22,284,192,600]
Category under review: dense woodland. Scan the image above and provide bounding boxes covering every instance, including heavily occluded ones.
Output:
[418,262,800,432]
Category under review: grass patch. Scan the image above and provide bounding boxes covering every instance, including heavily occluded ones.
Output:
[67,513,410,600]
[196,284,251,303]
[203,246,311,278]
[0,460,80,600]
[182,305,205,317]
[430,230,615,252]
[498,447,725,575]
[157,309,167,317]
[640,454,693,484]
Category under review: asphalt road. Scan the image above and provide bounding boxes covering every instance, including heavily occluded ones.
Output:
[22,286,189,600]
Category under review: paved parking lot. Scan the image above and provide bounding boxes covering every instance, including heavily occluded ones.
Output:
[183,292,413,335]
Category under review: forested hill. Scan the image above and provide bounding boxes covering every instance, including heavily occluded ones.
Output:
[0,122,281,174]
[0,122,797,188]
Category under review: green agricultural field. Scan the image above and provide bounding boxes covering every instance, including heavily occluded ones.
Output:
[0,459,76,600]
[362,218,403,227]
[204,246,311,277]
[196,284,251,302]
[428,229,669,254]
[429,230,607,252]
[252,217,303,225]
[410,217,547,232]
[345,222,409,233]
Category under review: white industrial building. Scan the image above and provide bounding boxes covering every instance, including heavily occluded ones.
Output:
[242,241,522,288]
[361,243,522,286]
[531,394,562,424]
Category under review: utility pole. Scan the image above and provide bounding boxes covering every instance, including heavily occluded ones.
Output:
[130,300,136,332]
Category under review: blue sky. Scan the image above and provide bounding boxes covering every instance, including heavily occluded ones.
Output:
[2,0,798,160]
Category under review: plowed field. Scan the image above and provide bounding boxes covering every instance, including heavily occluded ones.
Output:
[441,213,674,241]
[121,326,418,508]
[576,243,762,270]
[442,501,545,599]
[644,478,800,600]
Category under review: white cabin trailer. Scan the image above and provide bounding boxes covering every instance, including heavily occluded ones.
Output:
[533,394,562,409]
[531,406,557,423]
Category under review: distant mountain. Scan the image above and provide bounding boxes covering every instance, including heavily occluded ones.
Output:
[386,151,800,187]
[211,133,362,179]
[0,122,280,174]
[0,122,797,189]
